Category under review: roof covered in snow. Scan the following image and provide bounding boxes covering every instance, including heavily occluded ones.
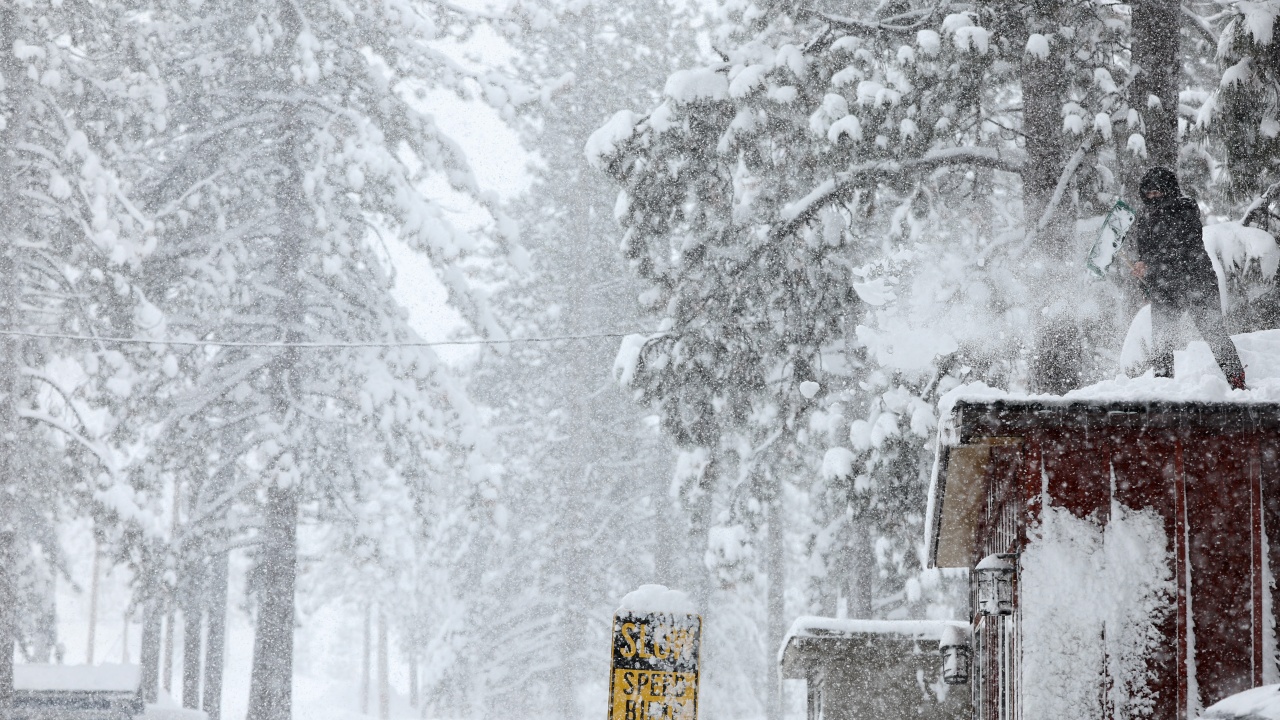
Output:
[13,663,140,693]
[939,330,1280,436]
[926,330,1280,570]
[9,664,145,720]
[779,616,966,678]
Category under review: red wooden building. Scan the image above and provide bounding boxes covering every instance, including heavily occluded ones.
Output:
[928,398,1280,720]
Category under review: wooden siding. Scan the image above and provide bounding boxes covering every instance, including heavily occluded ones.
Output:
[948,401,1280,720]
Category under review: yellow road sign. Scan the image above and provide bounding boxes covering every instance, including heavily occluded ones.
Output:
[608,611,701,720]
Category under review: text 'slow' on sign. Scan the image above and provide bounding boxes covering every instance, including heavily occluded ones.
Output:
[607,611,701,720]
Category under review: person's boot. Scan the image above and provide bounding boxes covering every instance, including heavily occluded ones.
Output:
[1152,352,1174,379]
[1228,369,1248,391]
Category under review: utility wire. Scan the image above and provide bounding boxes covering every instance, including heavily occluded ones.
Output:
[0,328,655,349]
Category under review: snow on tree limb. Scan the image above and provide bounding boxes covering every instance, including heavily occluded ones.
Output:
[1183,5,1220,47]
[774,146,1026,238]
[1023,133,1100,248]
[813,7,938,37]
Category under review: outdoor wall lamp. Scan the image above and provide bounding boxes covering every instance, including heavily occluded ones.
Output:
[939,624,972,685]
[975,553,1016,617]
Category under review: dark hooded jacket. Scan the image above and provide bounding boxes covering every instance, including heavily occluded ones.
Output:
[1128,167,1218,303]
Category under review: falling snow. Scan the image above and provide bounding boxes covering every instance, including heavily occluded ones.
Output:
[1,2,1280,720]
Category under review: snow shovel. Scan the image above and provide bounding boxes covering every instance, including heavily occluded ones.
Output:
[1086,198,1136,278]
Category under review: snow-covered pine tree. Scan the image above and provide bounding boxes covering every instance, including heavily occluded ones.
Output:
[117,2,528,718]
[592,1,1178,712]
[0,2,160,697]
[1204,1,1280,212]
[449,0,696,715]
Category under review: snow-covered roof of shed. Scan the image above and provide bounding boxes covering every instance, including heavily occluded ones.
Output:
[785,616,963,642]
[926,329,1280,569]
[939,374,1280,432]
[938,330,1280,436]
[14,663,140,693]
[779,616,967,669]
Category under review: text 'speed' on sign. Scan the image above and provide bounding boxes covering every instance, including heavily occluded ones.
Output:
[608,611,701,720]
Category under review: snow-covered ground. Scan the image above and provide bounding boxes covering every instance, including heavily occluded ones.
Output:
[53,520,421,720]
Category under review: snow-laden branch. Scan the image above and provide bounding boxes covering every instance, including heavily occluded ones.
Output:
[154,170,225,220]
[21,368,96,439]
[1022,133,1099,249]
[18,407,114,471]
[814,7,936,36]
[1243,180,1280,226]
[1183,5,1219,47]
[773,145,1026,238]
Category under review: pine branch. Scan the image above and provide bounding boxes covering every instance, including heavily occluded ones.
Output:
[773,146,1027,239]
[17,407,113,470]
[1021,132,1099,250]
[1182,5,1219,47]
[813,6,939,36]
[1243,180,1280,226]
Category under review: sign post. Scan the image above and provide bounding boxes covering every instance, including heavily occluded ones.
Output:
[607,609,701,720]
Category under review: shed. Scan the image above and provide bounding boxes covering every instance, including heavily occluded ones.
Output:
[9,664,144,720]
[779,617,972,720]
[928,389,1280,720]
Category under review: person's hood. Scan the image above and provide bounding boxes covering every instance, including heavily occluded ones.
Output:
[1139,167,1180,202]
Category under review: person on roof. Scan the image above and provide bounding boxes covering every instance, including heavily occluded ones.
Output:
[1129,166,1246,390]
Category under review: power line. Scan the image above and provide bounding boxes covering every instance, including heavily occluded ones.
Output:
[0,328,653,349]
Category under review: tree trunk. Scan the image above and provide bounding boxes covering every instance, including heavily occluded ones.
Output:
[245,485,298,720]
[246,7,308,704]
[162,607,176,693]
[0,531,14,709]
[122,612,130,665]
[377,610,390,720]
[1125,0,1180,194]
[1014,1,1087,393]
[202,550,229,720]
[1030,321,1086,394]
[140,597,163,704]
[1019,1,1072,248]
[409,651,419,709]
[689,452,717,613]
[0,5,23,705]
[182,596,202,708]
[765,468,785,720]
[87,542,101,664]
[849,521,874,618]
[361,605,371,714]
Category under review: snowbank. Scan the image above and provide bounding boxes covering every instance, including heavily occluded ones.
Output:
[618,584,696,614]
[1202,684,1280,719]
